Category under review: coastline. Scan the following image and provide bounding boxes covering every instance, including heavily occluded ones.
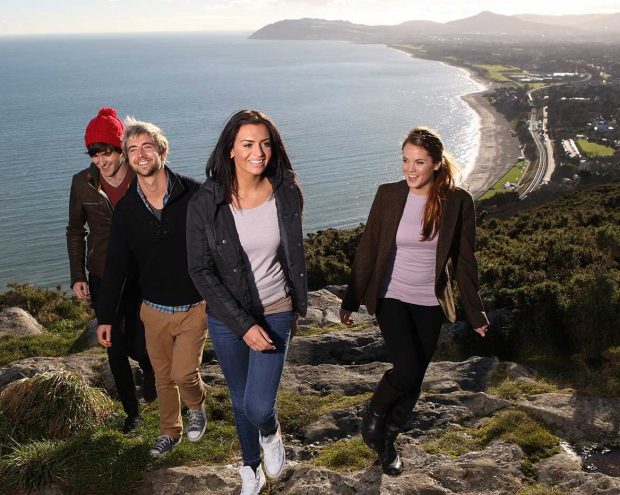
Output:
[391,46,522,198]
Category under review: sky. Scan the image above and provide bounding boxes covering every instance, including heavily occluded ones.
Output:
[1,0,619,36]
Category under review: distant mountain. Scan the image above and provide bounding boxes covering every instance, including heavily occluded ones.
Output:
[515,13,610,27]
[249,11,620,42]
[444,11,568,36]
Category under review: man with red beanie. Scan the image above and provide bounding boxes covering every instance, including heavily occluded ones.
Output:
[66,107,156,433]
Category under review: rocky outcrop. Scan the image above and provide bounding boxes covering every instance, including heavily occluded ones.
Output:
[298,288,373,328]
[4,289,620,494]
[0,307,44,338]
[0,353,117,395]
[287,327,389,365]
[517,393,620,445]
[537,450,620,494]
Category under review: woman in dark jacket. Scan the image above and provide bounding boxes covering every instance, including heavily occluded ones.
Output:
[340,127,489,476]
[187,109,307,495]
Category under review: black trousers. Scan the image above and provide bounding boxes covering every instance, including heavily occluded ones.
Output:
[90,275,153,417]
[371,298,444,417]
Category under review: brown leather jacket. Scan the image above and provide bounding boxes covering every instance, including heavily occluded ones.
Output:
[341,180,489,329]
[66,163,134,286]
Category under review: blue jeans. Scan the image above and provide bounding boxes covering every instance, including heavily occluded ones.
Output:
[208,311,293,466]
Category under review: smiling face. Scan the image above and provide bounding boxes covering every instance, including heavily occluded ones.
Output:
[401,143,441,195]
[230,123,272,180]
[125,133,165,178]
[91,149,124,180]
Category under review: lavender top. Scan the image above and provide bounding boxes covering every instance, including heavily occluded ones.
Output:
[230,196,288,308]
[380,193,439,306]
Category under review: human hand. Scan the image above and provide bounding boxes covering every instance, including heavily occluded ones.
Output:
[474,325,489,338]
[339,308,353,325]
[97,324,112,347]
[72,281,90,301]
[243,324,276,352]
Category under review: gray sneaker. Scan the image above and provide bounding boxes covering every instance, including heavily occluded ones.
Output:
[187,403,207,443]
[149,434,181,457]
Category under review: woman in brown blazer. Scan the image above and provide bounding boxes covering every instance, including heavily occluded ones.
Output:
[340,127,489,475]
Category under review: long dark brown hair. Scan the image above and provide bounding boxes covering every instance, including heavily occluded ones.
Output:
[206,109,302,208]
[402,127,458,240]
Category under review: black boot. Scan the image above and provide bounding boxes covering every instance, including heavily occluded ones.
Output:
[379,422,403,476]
[361,404,386,452]
[378,389,420,476]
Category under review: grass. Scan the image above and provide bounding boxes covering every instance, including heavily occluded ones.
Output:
[0,383,239,495]
[277,390,372,437]
[577,138,615,157]
[517,484,566,495]
[422,409,559,464]
[312,437,375,472]
[487,378,560,401]
[473,64,524,83]
[480,161,527,200]
[0,283,92,366]
[0,371,114,453]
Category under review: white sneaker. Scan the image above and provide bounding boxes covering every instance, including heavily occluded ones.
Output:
[239,465,266,495]
[259,424,285,479]
[186,402,207,443]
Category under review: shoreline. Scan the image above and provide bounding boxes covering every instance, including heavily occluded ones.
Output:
[391,46,522,198]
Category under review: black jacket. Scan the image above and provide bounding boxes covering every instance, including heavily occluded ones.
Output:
[98,167,202,324]
[186,171,307,338]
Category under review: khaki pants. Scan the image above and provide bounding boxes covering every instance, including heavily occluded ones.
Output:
[140,301,207,438]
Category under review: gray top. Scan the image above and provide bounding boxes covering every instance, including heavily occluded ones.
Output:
[230,196,288,308]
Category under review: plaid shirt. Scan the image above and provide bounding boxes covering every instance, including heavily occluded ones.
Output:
[137,172,199,315]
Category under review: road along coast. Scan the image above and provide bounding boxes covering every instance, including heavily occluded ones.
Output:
[392,46,521,199]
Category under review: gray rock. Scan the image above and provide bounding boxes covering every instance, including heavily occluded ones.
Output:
[69,318,100,351]
[426,440,525,493]
[281,362,389,396]
[298,289,373,328]
[0,307,43,338]
[287,327,388,365]
[423,356,497,393]
[517,393,620,445]
[303,408,361,443]
[537,450,620,495]
[137,465,240,495]
[324,285,347,299]
[0,353,117,395]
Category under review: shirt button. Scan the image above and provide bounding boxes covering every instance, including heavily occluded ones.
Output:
[222,240,227,244]
[300,273,304,277]
[233,268,237,273]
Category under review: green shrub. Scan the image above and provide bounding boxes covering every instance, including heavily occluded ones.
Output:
[0,439,76,494]
[0,283,91,327]
[312,437,375,472]
[0,371,114,452]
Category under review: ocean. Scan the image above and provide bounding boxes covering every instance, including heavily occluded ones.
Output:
[0,32,482,290]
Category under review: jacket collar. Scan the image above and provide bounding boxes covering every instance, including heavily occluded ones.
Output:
[88,162,136,191]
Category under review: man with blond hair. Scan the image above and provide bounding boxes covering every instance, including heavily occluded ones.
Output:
[96,117,207,457]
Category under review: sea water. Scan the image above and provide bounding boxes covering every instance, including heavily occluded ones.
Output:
[0,32,482,288]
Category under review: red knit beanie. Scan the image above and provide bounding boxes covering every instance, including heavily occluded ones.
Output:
[84,107,124,149]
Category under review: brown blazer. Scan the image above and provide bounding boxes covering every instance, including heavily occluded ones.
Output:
[341,180,489,329]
